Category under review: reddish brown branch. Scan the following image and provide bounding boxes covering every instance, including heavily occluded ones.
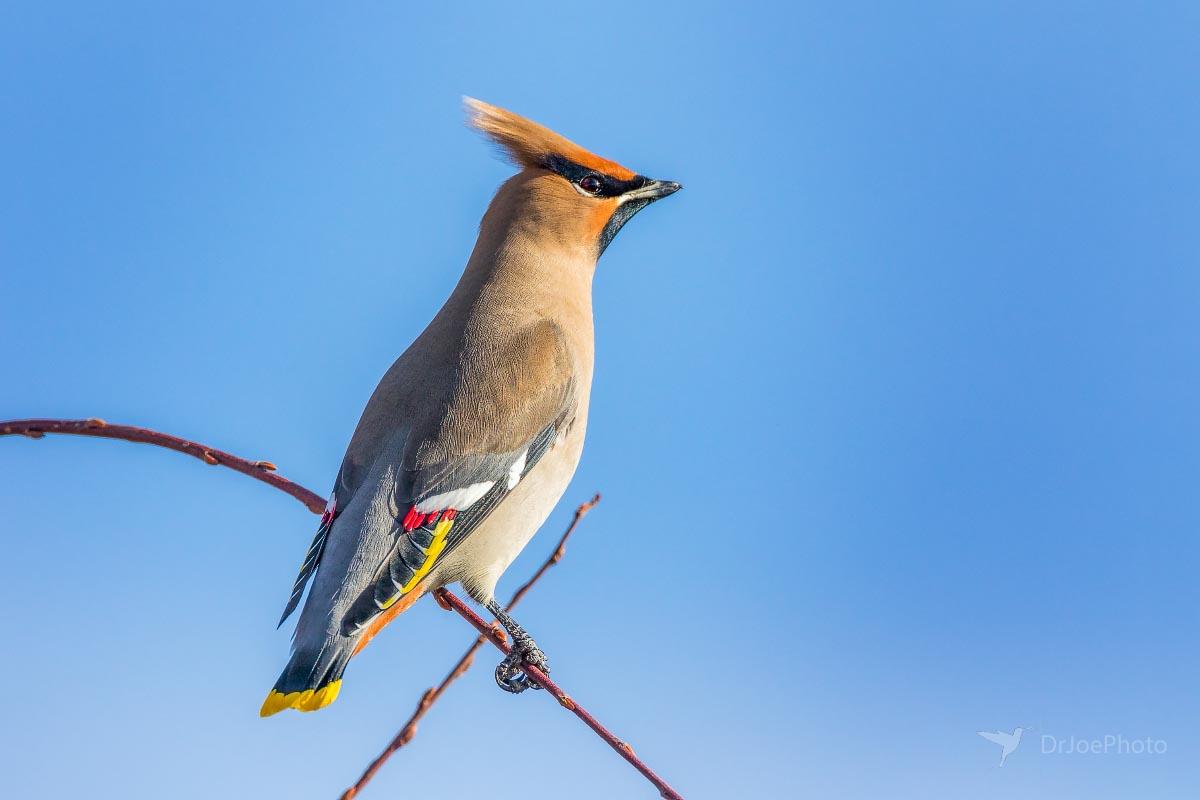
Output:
[341,494,601,800]
[435,588,685,800]
[2,418,684,799]
[508,493,601,607]
[0,418,325,513]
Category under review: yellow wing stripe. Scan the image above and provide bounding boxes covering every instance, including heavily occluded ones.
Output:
[406,517,452,590]
[378,517,454,609]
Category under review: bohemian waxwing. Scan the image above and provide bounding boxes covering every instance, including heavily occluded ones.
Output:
[262,98,681,715]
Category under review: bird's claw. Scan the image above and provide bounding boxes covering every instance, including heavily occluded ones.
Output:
[494,640,549,694]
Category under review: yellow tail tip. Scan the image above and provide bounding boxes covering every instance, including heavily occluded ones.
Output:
[259,680,342,717]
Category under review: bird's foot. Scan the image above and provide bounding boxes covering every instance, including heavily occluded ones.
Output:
[484,599,549,694]
[494,637,549,694]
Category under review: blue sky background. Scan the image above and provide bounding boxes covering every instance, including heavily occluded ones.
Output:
[2,3,1197,798]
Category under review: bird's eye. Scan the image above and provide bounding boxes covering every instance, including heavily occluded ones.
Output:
[578,175,603,195]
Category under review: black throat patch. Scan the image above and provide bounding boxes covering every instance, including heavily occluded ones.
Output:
[597,198,651,255]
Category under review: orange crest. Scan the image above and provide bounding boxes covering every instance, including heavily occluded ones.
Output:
[465,97,636,181]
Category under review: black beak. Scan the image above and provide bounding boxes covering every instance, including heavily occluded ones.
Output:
[624,178,682,203]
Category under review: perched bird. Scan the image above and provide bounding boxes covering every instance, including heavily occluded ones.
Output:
[261,98,681,715]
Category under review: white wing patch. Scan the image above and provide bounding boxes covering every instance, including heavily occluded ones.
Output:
[414,481,495,513]
[507,450,527,490]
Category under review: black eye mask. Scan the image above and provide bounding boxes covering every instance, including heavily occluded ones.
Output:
[543,155,648,198]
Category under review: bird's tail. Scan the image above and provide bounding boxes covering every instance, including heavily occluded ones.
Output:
[260,641,352,717]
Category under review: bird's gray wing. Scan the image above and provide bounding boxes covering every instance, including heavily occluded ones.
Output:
[339,321,577,634]
[276,319,577,636]
[339,415,568,635]
[276,479,352,627]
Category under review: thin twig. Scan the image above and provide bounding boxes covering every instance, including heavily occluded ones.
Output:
[0,418,324,513]
[340,494,601,800]
[435,588,685,800]
[2,419,684,798]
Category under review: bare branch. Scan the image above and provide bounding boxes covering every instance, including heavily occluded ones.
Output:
[340,494,601,800]
[2,419,684,799]
[0,418,324,513]
[435,588,685,800]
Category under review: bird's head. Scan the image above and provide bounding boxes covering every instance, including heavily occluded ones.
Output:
[465,98,680,258]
